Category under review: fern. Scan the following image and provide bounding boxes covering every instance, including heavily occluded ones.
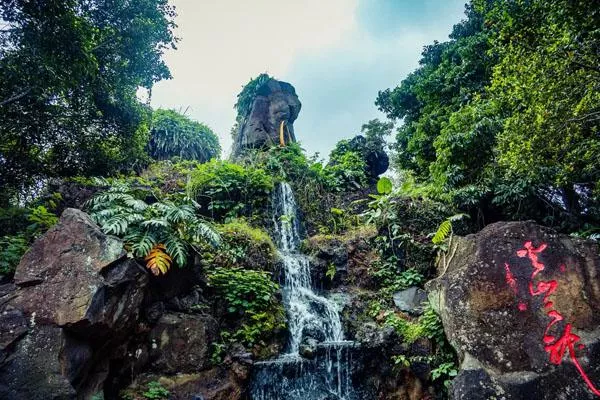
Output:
[125,230,158,258]
[432,213,468,245]
[86,181,220,275]
[164,237,188,267]
[432,220,452,245]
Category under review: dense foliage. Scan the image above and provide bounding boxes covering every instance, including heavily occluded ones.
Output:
[86,181,219,274]
[187,160,274,222]
[149,109,220,162]
[377,0,599,232]
[234,73,272,122]
[0,0,177,205]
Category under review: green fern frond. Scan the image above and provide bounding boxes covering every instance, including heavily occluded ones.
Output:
[164,203,195,224]
[123,197,148,212]
[432,220,452,245]
[125,230,158,258]
[102,215,130,235]
[190,222,220,246]
[141,219,169,229]
[164,237,188,267]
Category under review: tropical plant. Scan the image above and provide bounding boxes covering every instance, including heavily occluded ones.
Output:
[0,234,29,275]
[207,266,285,347]
[149,109,220,162]
[187,160,274,221]
[86,181,219,275]
[234,73,272,121]
[142,381,169,400]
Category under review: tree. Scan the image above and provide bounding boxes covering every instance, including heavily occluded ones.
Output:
[377,0,600,230]
[0,0,177,205]
[149,109,221,162]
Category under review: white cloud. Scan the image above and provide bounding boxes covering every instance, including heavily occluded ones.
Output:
[151,0,465,157]
[151,0,357,155]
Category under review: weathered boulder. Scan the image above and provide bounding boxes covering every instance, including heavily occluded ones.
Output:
[0,208,148,398]
[427,221,600,399]
[347,135,389,178]
[232,78,301,156]
[149,312,219,373]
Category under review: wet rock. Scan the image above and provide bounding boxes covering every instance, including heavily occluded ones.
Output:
[299,337,319,359]
[232,78,301,156]
[0,325,76,400]
[149,312,218,373]
[427,221,600,399]
[393,287,428,315]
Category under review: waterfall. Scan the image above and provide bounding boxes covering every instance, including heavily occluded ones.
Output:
[250,182,359,400]
[273,182,343,354]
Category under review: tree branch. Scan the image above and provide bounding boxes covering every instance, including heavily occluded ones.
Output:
[0,87,32,107]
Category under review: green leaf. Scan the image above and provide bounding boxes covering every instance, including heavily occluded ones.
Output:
[377,177,393,194]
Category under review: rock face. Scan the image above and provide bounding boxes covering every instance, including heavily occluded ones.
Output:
[232,78,301,156]
[427,221,600,399]
[0,208,148,399]
[149,312,219,373]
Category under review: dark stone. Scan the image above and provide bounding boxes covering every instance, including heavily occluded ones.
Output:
[1,208,149,398]
[427,221,600,399]
[130,368,247,400]
[345,135,389,179]
[232,78,301,156]
[144,301,165,324]
[392,287,428,315]
[149,312,219,373]
[0,326,76,400]
[299,337,319,359]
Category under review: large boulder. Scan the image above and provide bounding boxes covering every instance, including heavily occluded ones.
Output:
[427,221,600,399]
[149,312,219,373]
[232,78,301,156]
[0,208,148,399]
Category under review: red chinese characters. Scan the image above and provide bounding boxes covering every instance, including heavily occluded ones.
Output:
[505,241,600,397]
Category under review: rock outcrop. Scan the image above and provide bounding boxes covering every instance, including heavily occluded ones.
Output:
[427,221,600,399]
[0,208,148,399]
[232,78,301,156]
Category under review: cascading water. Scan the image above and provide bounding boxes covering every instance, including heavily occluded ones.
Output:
[250,182,359,400]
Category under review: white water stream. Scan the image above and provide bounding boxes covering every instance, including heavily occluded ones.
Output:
[250,182,358,400]
[273,182,344,354]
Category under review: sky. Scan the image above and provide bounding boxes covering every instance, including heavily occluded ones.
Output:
[151,0,467,158]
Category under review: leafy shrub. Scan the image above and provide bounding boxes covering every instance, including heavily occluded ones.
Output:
[327,141,368,188]
[0,235,29,275]
[209,220,277,270]
[86,181,219,275]
[234,73,272,121]
[207,267,285,347]
[149,109,221,162]
[187,160,274,222]
[142,381,169,399]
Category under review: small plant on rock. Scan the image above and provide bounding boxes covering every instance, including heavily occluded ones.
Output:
[142,381,169,399]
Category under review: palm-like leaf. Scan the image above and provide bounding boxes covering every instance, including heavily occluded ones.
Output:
[125,230,158,258]
[144,244,172,275]
[164,237,188,267]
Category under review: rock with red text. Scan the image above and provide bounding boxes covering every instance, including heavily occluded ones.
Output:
[427,221,600,400]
